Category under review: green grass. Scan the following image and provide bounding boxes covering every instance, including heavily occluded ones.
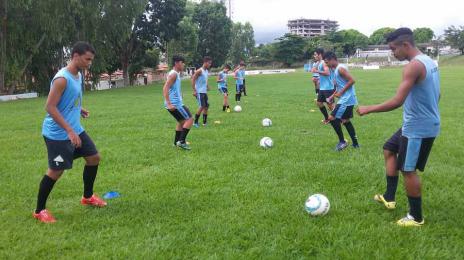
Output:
[439,55,464,66]
[1,66,463,259]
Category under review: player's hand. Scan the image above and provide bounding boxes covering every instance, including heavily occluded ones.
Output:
[167,103,175,111]
[356,106,370,116]
[68,130,82,148]
[328,115,335,121]
[81,108,89,118]
[192,91,197,97]
[311,67,317,73]
[334,92,341,98]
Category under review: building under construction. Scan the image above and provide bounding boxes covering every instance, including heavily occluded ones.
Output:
[288,19,339,38]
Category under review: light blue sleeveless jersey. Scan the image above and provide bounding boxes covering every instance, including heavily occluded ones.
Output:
[402,54,440,138]
[164,70,183,108]
[334,64,357,106]
[318,61,334,90]
[42,68,84,140]
[218,71,227,88]
[195,68,208,94]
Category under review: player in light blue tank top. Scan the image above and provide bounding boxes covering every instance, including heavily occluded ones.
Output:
[357,28,441,226]
[311,54,320,96]
[312,48,335,123]
[34,42,106,223]
[163,55,193,150]
[192,56,213,127]
[217,64,231,112]
[323,51,360,151]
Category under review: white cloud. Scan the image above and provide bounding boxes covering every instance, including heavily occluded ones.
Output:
[229,0,464,43]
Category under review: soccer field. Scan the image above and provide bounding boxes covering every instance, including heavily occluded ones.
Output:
[1,67,463,258]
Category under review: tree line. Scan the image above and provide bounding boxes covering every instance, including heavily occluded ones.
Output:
[0,0,255,94]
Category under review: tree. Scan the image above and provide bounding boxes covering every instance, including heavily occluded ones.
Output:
[168,16,199,65]
[413,27,434,43]
[274,33,306,67]
[0,0,6,93]
[444,25,464,55]
[369,27,395,45]
[193,0,232,67]
[327,29,369,56]
[228,22,255,64]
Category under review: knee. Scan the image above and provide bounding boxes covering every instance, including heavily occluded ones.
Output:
[383,149,396,159]
[47,169,64,180]
[86,153,101,166]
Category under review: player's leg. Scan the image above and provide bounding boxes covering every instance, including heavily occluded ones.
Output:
[341,107,359,147]
[317,91,329,123]
[194,105,203,128]
[202,94,209,126]
[375,128,401,209]
[178,106,193,150]
[329,104,347,151]
[235,84,242,102]
[34,168,63,222]
[175,122,183,145]
[243,79,247,96]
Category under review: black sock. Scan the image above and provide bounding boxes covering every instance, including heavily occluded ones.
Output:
[235,94,239,101]
[194,114,200,124]
[330,119,345,142]
[223,105,226,111]
[344,121,359,145]
[319,106,329,120]
[83,165,99,199]
[180,128,190,144]
[36,175,56,213]
[383,175,399,201]
[174,130,182,145]
[227,105,230,109]
[407,196,423,222]
[203,114,208,124]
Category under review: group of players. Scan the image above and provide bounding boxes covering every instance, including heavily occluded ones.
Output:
[33,28,440,228]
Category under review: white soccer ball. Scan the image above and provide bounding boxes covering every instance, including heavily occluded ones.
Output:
[262,118,272,127]
[259,137,273,148]
[234,105,242,112]
[305,194,330,216]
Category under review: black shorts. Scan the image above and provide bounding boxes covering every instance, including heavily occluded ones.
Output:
[44,131,98,170]
[197,93,209,108]
[218,87,228,95]
[317,89,335,103]
[383,128,436,172]
[331,104,354,120]
[168,105,192,122]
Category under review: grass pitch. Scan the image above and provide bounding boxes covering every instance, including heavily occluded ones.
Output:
[0,66,463,258]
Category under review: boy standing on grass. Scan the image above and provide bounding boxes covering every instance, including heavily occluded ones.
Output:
[358,28,440,227]
[323,51,360,151]
[217,64,231,112]
[234,63,245,102]
[192,57,212,127]
[163,55,193,150]
[34,42,106,223]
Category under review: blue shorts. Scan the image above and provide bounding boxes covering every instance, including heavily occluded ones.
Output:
[236,84,243,93]
[218,87,228,95]
[331,104,354,120]
[383,128,436,172]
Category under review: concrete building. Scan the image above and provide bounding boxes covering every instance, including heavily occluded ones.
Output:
[288,19,338,38]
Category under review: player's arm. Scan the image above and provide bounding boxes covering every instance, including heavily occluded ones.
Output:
[163,73,177,111]
[45,77,81,148]
[335,67,355,97]
[191,69,201,96]
[317,63,330,76]
[357,61,423,116]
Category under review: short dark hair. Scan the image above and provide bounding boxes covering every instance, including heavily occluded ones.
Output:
[71,41,95,57]
[323,51,337,61]
[172,55,185,64]
[386,27,415,46]
[315,48,325,55]
[203,56,212,63]
[224,64,231,70]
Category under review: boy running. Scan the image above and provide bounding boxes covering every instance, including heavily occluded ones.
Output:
[163,55,193,150]
[33,42,106,223]
[324,51,360,151]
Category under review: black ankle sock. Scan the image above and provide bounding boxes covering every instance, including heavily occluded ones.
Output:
[407,196,422,222]
[180,128,190,143]
[203,114,208,124]
[36,175,56,213]
[344,121,358,145]
[223,106,226,111]
[383,175,399,201]
[330,119,345,142]
[235,94,239,101]
[194,114,200,124]
[83,165,99,198]
[174,130,182,145]
[319,106,329,120]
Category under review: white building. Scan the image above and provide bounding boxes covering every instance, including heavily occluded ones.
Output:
[288,18,338,38]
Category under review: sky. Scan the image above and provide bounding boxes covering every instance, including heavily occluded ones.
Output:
[230,0,464,44]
